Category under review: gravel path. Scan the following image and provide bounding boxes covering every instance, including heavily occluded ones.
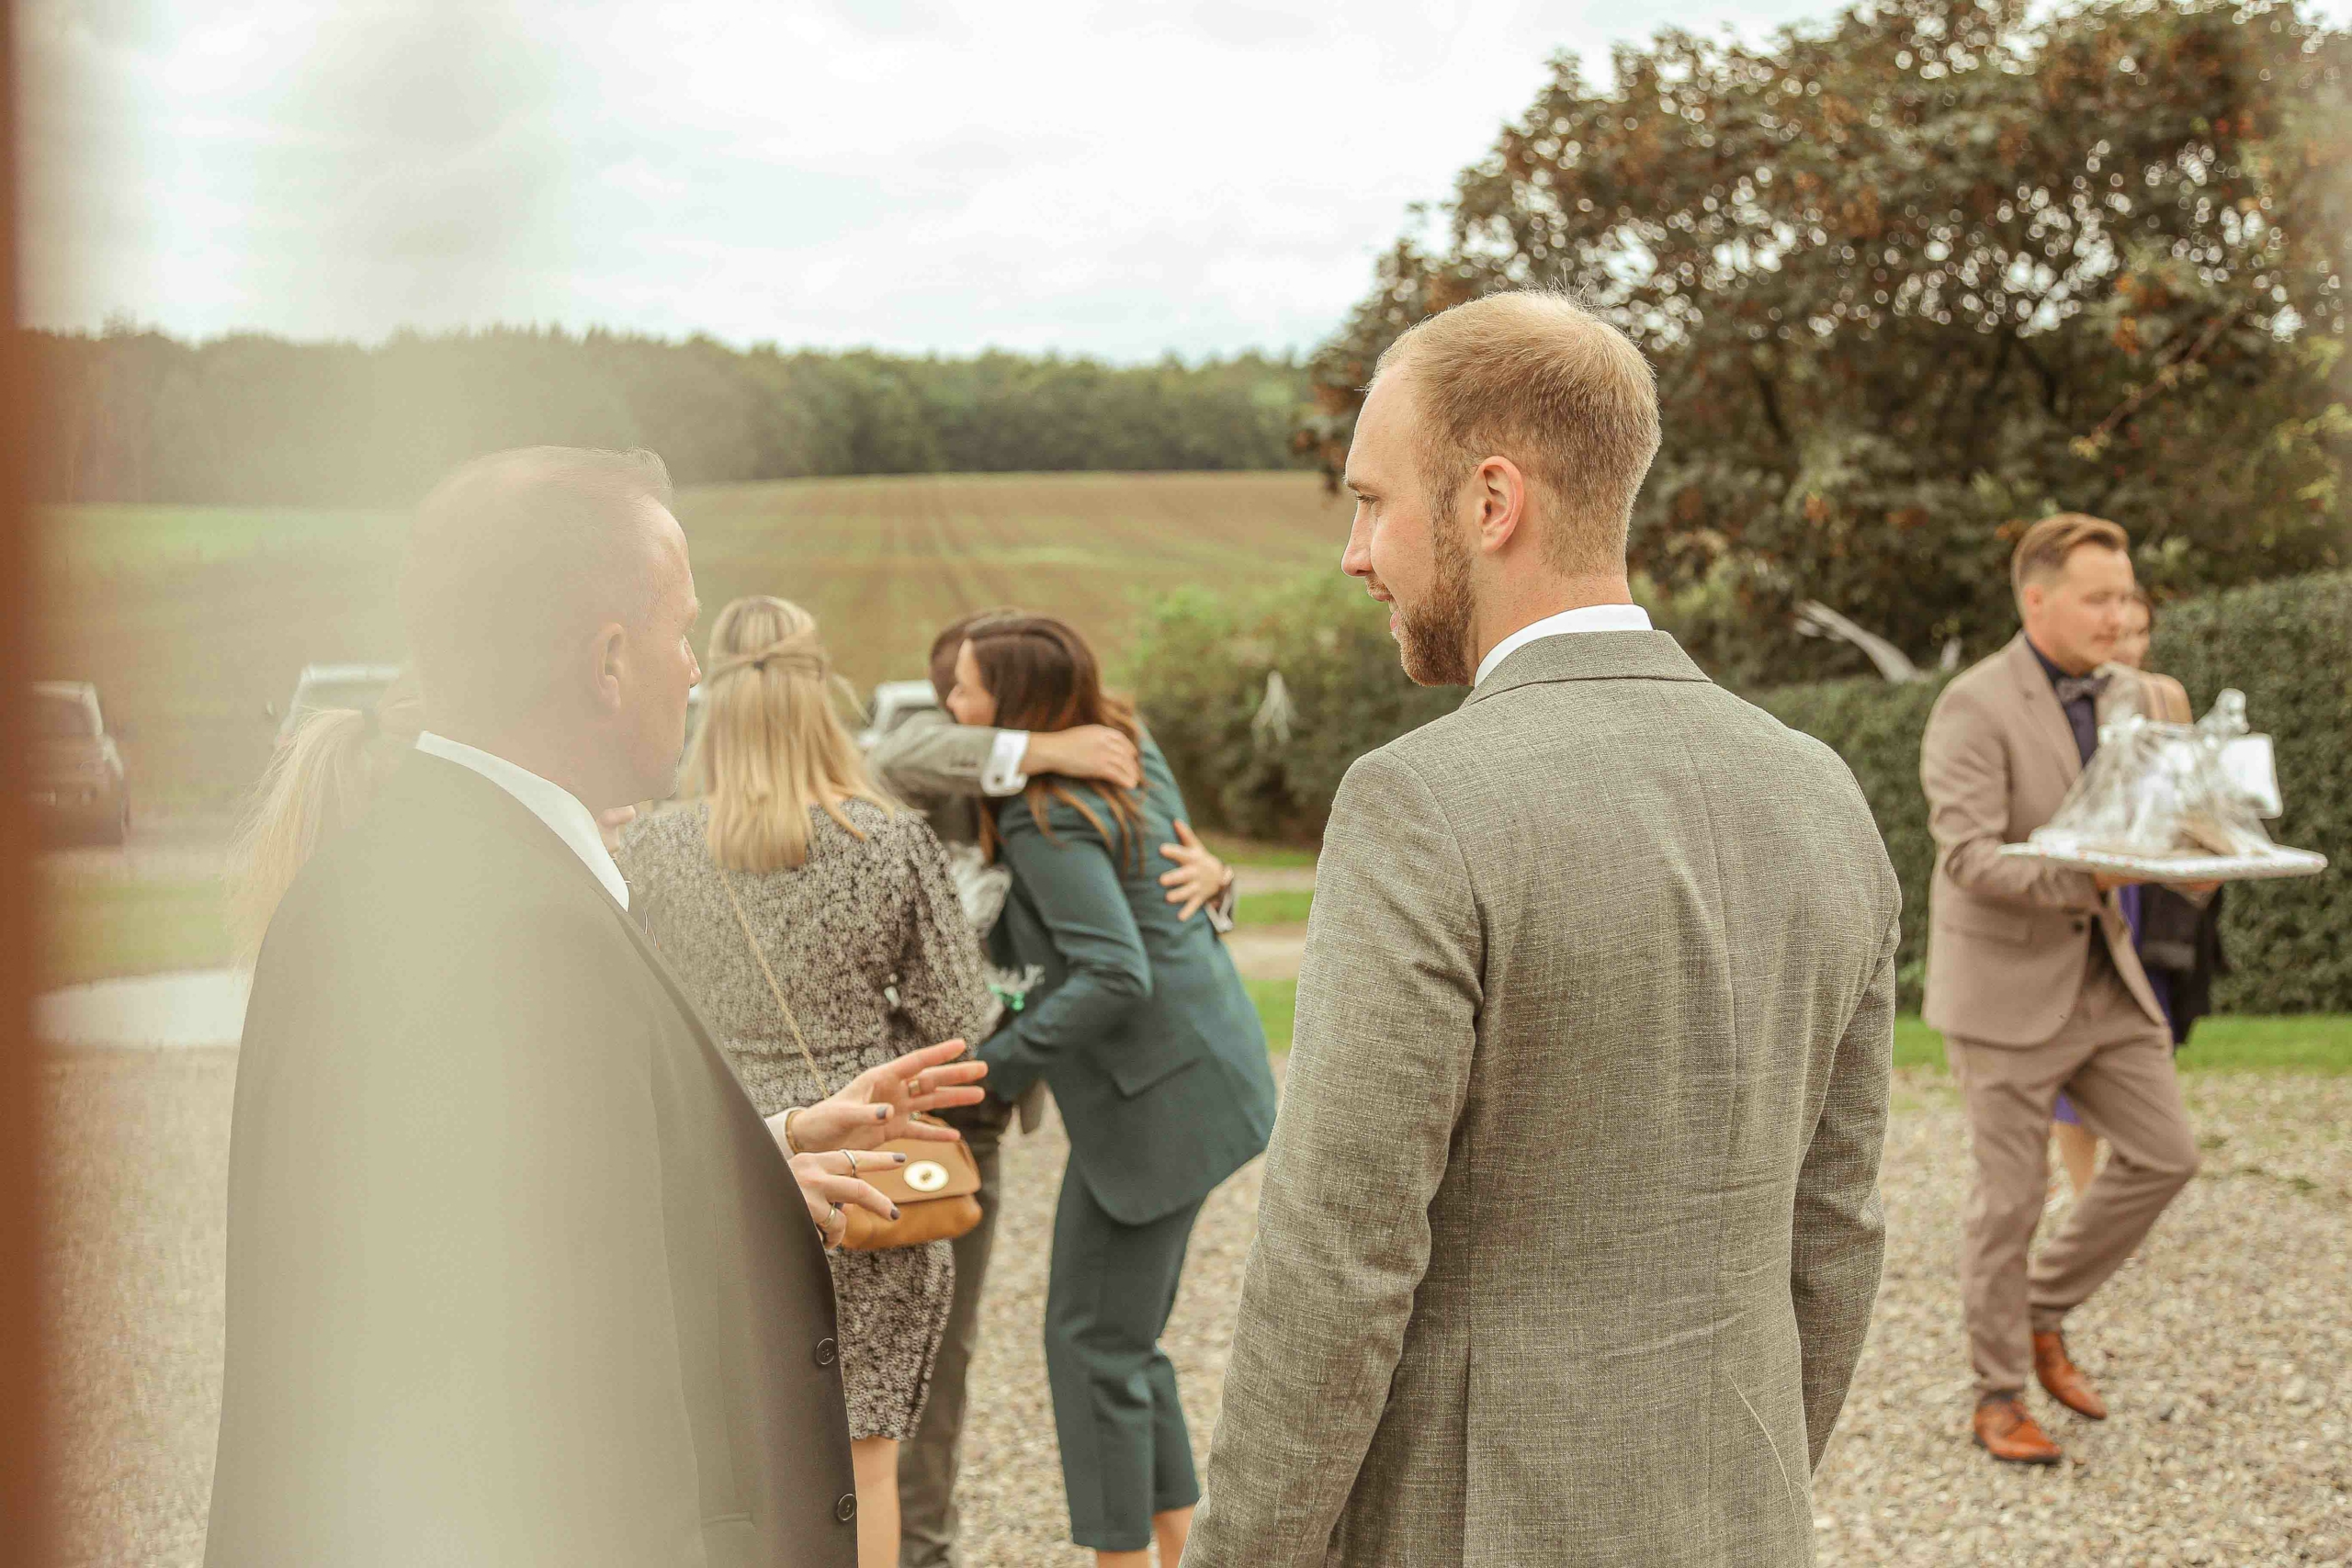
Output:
[40,1055,2351,1566]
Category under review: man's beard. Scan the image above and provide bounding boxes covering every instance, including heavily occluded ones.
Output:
[1393,517,1476,687]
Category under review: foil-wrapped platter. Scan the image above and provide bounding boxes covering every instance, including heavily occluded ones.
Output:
[1997,842,2328,882]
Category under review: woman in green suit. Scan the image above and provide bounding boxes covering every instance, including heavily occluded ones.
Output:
[944,615,1277,1568]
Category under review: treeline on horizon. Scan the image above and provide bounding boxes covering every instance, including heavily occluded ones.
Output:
[26,326,1311,507]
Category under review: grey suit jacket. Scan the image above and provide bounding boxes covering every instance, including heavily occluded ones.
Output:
[864,708,994,849]
[1188,631,1899,1568]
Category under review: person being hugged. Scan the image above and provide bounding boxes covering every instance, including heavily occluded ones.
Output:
[945,615,1277,1568]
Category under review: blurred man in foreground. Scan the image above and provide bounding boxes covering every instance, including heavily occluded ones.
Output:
[1921,514,2205,1464]
[209,447,981,1566]
[1188,293,1899,1566]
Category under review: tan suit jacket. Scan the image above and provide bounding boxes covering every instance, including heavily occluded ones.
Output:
[1189,631,1900,1568]
[1919,634,2169,1047]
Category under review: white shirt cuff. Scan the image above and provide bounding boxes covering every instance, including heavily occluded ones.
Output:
[981,730,1031,796]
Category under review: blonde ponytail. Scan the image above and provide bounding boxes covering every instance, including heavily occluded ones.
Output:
[228,677,423,960]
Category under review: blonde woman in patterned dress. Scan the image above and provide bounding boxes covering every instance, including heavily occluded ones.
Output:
[618,596,998,1568]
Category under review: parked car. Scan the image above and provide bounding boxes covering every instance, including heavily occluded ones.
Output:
[31,681,129,846]
[858,679,941,749]
[269,663,403,743]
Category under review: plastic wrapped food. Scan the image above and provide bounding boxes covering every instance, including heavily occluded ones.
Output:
[1998,689,2327,882]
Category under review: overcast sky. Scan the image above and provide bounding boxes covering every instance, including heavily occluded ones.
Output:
[23,0,2347,362]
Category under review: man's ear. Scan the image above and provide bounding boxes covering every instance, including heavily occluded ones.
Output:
[1472,456,1529,555]
[589,622,628,715]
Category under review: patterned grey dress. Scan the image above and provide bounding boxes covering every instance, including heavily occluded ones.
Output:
[618,798,999,1441]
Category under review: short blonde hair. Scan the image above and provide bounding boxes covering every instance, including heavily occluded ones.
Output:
[401,446,673,726]
[2011,513,2130,603]
[1374,291,1661,574]
[683,596,893,873]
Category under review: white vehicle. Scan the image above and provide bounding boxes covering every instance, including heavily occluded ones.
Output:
[858,680,942,750]
[270,663,403,743]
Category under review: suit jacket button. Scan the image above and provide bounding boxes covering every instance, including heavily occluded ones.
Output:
[834,1493,857,1523]
[814,1337,837,1368]
[2072,919,2087,931]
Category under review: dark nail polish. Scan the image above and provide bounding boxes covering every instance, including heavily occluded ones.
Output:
[890,1206,901,1220]
[893,1153,909,1163]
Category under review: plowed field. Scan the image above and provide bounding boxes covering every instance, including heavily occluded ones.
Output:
[38,471,1343,810]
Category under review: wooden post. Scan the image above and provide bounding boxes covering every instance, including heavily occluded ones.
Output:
[0,0,53,1559]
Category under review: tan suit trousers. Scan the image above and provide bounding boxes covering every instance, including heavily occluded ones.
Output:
[1946,955,2201,1395]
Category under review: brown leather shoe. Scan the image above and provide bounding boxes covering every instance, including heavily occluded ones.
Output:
[2033,1330,2108,1420]
[1973,1394,2063,1464]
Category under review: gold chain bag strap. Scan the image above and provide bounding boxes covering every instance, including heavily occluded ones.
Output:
[718,867,982,1251]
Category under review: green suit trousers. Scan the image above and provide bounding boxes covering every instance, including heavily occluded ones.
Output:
[1046,1169,1206,1551]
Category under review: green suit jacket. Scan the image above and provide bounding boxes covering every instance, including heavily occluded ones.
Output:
[977,738,1277,1225]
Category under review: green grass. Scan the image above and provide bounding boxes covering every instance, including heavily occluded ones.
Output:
[40,874,234,989]
[1235,889,1314,927]
[1247,986,2352,1076]
[1248,979,1296,1053]
[1201,832,1318,868]
[37,502,404,575]
[1899,1013,2352,1074]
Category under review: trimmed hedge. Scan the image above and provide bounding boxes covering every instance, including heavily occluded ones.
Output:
[2138,571,2351,1013]
[1125,571,1458,842]
[1749,678,1948,1010]
[1133,569,2347,1014]
[1758,571,2351,1015]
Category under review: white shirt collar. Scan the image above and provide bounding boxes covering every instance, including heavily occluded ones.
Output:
[414,731,630,909]
[1474,604,1655,689]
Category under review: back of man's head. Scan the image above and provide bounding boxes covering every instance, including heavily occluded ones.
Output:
[401,446,674,728]
[1374,291,1661,575]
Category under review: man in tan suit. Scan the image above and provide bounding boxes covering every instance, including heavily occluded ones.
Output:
[1186,294,1899,1567]
[1921,513,2205,1464]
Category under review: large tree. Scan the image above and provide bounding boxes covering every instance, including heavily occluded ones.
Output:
[1313,0,2351,681]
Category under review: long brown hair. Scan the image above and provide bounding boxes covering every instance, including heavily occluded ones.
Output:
[963,615,1145,868]
[683,596,894,872]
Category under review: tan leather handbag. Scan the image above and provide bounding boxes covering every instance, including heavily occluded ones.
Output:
[718,869,982,1252]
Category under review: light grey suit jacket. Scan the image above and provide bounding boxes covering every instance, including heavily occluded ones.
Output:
[864,707,994,849]
[1188,631,1899,1568]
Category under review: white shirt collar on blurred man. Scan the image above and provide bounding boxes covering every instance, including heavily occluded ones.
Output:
[1474,604,1654,689]
[414,731,631,909]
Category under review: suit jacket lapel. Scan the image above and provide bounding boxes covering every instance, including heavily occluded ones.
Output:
[2004,633,2085,786]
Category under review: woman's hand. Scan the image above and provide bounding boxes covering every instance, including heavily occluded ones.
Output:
[597,804,639,854]
[770,1038,988,1155]
[1159,819,1235,921]
[787,1147,904,1248]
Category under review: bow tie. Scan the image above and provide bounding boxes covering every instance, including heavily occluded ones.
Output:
[2052,673,2109,706]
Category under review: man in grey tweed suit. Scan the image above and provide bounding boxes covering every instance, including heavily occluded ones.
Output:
[1186,294,1899,1567]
